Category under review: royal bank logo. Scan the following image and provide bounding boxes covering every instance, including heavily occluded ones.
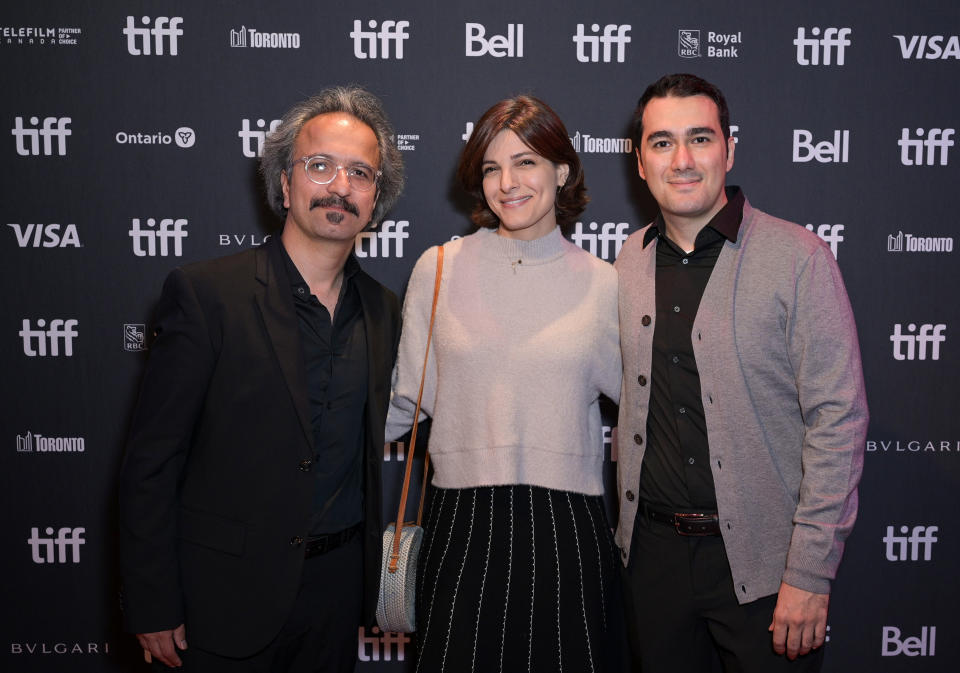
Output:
[884,525,938,561]
[792,130,849,163]
[115,127,196,148]
[20,319,78,357]
[794,27,851,65]
[238,118,281,158]
[397,134,419,151]
[230,25,300,49]
[569,131,632,154]
[466,22,523,57]
[894,35,960,60]
[0,25,82,47]
[890,323,946,361]
[898,128,954,166]
[123,16,183,56]
[28,526,85,563]
[355,220,408,258]
[882,626,936,657]
[573,23,631,63]
[887,231,953,253]
[357,626,410,661]
[678,29,700,57]
[129,218,188,257]
[16,432,86,453]
[123,324,146,352]
[7,222,81,248]
[11,116,71,156]
[804,224,844,259]
[218,233,272,247]
[679,29,742,58]
[350,20,409,59]
[570,221,630,261]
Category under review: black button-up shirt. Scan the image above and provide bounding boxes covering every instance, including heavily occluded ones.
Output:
[280,243,368,535]
[638,187,744,512]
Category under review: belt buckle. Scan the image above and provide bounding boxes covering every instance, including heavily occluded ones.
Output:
[673,512,717,536]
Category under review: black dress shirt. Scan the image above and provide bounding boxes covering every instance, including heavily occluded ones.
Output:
[638,187,744,512]
[280,243,368,535]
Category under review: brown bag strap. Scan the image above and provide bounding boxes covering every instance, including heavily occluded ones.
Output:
[388,245,443,573]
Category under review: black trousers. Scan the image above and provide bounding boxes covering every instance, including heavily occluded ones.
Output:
[152,534,362,673]
[621,511,824,673]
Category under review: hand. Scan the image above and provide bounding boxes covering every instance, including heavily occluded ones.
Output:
[768,582,829,659]
[136,624,187,668]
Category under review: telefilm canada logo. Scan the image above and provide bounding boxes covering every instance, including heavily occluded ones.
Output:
[1,24,82,47]
[116,126,196,148]
[17,431,86,454]
[397,133,419,151]
[230,25,300,49]
[678,29,742,58]
[887,231,953,253]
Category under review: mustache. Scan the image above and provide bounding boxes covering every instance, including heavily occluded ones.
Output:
[309,195,359,217]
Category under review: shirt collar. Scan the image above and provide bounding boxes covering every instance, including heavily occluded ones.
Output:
[278,236,360,296]
[643,186,744,248]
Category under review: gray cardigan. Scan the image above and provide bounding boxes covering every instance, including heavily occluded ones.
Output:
[614,196,868,604]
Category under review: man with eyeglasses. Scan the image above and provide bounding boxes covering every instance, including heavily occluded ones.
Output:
[119,86,404,672]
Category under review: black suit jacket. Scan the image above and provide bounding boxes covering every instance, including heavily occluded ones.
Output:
[119,236,400,657]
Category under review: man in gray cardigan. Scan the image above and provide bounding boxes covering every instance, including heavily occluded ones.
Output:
[615,73,867,672]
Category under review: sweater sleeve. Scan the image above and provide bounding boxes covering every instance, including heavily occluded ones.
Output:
[594,265,622,405]
[384,245,441,443]
[781,243,868,594]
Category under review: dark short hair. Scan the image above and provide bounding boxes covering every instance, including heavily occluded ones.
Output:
[456,95,588,229]
[632,73,730,149]
[260,85,404,226]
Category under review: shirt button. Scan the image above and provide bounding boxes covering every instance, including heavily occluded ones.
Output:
[682,258,689,265]
[637,374,647,386]
[672,355,679,364]
[298,459,313,472]
[625,490,635,502]
[688,457,695,465]
[673,305,680,313]
[297,287,305,294]
[633,433,643,445]
[290,536,304,546]
[678,406,686,414]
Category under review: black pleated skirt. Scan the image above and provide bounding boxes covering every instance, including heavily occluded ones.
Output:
[414,484,622,673]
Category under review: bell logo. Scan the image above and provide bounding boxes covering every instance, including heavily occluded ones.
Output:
[890,323,946,361]
[20,319,78,357]
[354,220,408,258]
[882,626,936,657]
[11,116,71,156]
[570,222,629,261]
[8,223,81,248]
[129,218,188,257]
[350,20,409,59]
[465,23,523,57]
[804,224,844,259]
[573,24,631,63]
[883,525,938,561]
[238,118,282,158]
[899,128,954,166]
[792,130,849,163]
[28,526,85,563]
[123,16,183,56]
[794,27,851,65]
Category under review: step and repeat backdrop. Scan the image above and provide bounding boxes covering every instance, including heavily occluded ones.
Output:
[2,0,957,671]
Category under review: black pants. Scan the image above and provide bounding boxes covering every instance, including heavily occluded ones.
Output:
[153,534,362,673]
[621,512,824,673]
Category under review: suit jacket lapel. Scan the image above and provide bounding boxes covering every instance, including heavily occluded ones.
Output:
[355,269,387,435]
[254,237,313,450]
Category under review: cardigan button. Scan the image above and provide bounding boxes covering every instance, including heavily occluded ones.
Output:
[641,315,652,327]
[637,374,647,386]
[625,490,635,502]
[290,536,304,546]
[633,433,643,445]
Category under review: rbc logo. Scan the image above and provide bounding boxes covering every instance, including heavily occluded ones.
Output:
[890,323,946,361]
[465,23,523,57]
[238,118,282,158]
[350,20,409,59]
[129,218,188,257]
[570,222,629,260]
[20,319,79,357]
[794,27,851,65]
[804,224,844,259]
[792,130,849,163]
[898,128,954,166]
[11,116,71,156]
[123,16,183,56]
[883,525,938,561]
[28,527,85,563]
[573,24,631,63]
[354,220,409,258]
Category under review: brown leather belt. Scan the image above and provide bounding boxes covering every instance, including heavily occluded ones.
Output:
[304,523,362,558]
[641,501,721,536]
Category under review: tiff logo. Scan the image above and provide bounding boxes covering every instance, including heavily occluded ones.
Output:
[355,220,408,258]
[883,525,938,561]
[7,223,80,248]
[357,626,410,661]
[603,425,618,462]
[792,130,849,163]
[384,441,407,462]
[350,20,409,59]
[570,222,629,260]
[123,16,183,55]
[465,23,523,57]
[130,218,188,257]
[20,319,78,357]
[882,626,936,657]
[238,118,281,158]
[804,224,844,259]
[11,116,70,156]
[794,27,851,65]
[890,323,946,361]
[28,526,85,563]
[899,128,954,166]
[573,24,631,63]
[462,122,474,142]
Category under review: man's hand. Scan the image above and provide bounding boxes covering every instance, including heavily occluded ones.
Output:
[768,582,829,659]
[136,624,187,668]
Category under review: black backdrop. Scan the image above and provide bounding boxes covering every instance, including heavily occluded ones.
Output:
[2,1,958,671]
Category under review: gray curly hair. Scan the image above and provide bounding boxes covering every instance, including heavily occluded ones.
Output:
[260,86,405,226]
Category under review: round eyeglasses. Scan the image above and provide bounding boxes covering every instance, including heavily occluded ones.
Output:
[291,155,381,192]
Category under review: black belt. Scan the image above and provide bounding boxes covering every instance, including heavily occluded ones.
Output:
[304,523,362,558]
[641,501,721,536]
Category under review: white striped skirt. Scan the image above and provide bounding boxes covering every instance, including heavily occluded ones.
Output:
[413,484,622,673]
